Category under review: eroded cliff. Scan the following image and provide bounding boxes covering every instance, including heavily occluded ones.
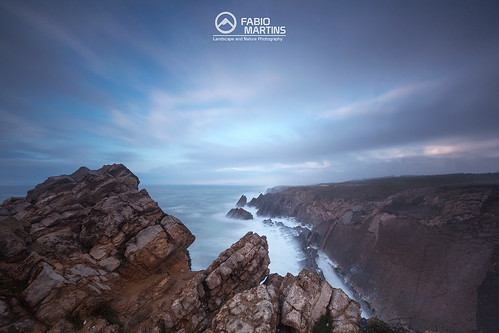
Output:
[0,164,362,333]
[248,174,499,333]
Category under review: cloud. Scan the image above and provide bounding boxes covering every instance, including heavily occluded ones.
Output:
[423,137,499,159]
[217,161,332,173]
[319,82,436,119]
[1,1,499,186]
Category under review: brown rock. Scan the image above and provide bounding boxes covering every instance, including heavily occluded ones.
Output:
[0,164,197,332]
[124,225,175,273]
[0,164,365,333]
[265,270,360,333]
[329,288,362,333]
[21,263,67,308]
[204,232,270,312]
[249,174,499,332]
[210,284,279,333]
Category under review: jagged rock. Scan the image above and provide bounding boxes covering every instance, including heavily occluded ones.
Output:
[266,270,360,333]
[209,284,279,333]
[123,232,271,333]
[204,232,270,312]
[236,195,247,207]
[226,208,253,220]
[329,288,362,332]
[0,164,195,331]
[263,218,274,226]
[133,272,209,333]
[249,174,499,332]
[0,164,364,333]
[79,190,164,249]
[209,270,361,333]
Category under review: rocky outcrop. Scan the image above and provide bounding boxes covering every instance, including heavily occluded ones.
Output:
[248,173,499,333]
[0,164,196,331]
[236,195,247,207]
[204,232,270,312]
[208,284,280,333]
[208,270,361,333]
[266,270,360,333]
[0,164,364,333]
[226,208,253,220]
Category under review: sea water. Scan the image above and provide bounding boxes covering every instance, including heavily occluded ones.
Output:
[146,185,370,316]
[0,184,370,316]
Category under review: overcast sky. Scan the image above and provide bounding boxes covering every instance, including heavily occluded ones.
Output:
[1,0,498,186]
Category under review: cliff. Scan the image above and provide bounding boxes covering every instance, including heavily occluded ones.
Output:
[247,173,499,333]
[0,164,362,333]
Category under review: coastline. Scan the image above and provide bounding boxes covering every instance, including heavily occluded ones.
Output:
[243,174,499,332]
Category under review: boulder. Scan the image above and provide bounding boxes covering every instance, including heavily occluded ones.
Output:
[226,208,253,220]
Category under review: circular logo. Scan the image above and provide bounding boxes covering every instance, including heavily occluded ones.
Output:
[215,11,237,34]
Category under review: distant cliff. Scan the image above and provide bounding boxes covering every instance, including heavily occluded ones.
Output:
[0,164,362,333]
[248,173,499,333]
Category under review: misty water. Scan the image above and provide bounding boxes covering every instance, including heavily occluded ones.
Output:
[146,185,370,316]
[0,184,370,316]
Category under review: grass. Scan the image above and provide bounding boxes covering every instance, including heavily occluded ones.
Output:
[358,317,408,333]
[312,311,335,333]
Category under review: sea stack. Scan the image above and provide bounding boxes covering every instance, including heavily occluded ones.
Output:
[226,207,253,220]
[235,194,247,207]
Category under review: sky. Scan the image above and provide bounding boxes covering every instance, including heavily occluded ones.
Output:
[1,0,498,186]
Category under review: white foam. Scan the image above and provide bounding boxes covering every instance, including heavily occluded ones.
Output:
[316,250,372,317]
[227,207,303,276]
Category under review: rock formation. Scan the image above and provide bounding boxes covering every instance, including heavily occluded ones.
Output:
[0,164,362,332]
[266,270,361,333]
[226,207,253,220]
[236,195,247,207]
[247,173,499,333]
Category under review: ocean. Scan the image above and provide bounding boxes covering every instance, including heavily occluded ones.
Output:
[0,184,369,316]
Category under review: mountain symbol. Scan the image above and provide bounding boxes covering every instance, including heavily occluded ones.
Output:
[215,12,237,34]
[217,17,235,29]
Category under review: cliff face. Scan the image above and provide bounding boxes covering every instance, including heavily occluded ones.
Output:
[248,174,499,333]
[0,164,362,333]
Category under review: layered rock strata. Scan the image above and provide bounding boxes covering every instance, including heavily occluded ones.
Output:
[247,173,499,332]
[0,164,362,332]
